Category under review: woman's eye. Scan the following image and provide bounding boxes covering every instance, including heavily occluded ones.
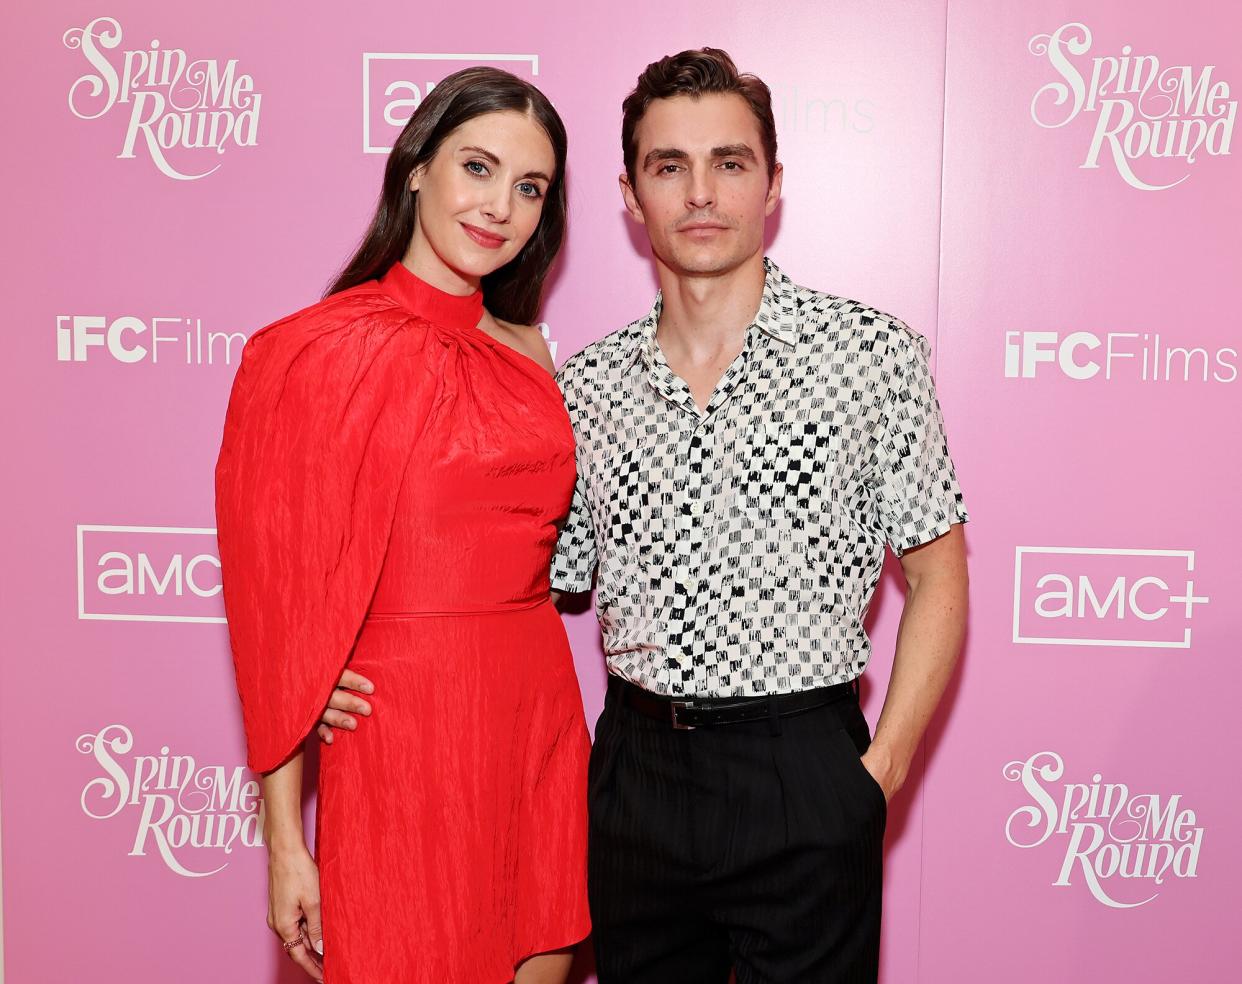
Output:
[517,182,543,199]
[465,160,488,176]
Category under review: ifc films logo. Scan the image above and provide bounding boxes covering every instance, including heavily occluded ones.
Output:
[57,313,247,366]
[1003,330,1237,384]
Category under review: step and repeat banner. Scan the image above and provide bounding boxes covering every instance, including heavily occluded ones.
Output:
[1,1,1237,981]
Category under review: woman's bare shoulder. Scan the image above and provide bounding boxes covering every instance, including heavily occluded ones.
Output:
[492,317,555,374]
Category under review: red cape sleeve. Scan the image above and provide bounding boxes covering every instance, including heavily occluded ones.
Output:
[214,294,437,773]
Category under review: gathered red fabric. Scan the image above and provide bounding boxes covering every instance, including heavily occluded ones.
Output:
[215,263,591,981]
[215,283,443,774]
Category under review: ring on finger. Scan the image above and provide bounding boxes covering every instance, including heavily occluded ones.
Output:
[281,934,304,953]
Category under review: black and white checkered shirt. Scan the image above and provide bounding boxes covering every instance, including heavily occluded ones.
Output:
[550,258,969,697]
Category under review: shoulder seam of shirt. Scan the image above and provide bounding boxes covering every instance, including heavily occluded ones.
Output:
[786,282,929,357]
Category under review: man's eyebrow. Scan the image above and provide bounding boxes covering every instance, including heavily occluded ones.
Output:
[642,145,759,169]
[712,143,757,161]
[643,147,689,169]
[459,144,551,182]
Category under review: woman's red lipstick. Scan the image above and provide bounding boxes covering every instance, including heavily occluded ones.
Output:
[462,223,506,249]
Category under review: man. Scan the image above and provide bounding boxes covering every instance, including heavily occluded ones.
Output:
[322,48,968,983]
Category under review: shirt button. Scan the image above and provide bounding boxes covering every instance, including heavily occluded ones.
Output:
[678,575,695,591]
[687,500,703,516]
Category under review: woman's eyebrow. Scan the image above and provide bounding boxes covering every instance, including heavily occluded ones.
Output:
[459,145,501,164]
[460,144,550,182]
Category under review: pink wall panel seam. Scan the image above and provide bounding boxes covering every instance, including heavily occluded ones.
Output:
[919,1,954,982]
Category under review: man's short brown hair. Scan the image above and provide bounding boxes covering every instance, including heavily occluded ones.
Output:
[621,48,778,185]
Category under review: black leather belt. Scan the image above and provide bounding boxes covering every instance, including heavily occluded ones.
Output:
[616,677,856,730]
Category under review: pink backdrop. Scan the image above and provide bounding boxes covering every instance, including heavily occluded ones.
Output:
[1,1,1238,980]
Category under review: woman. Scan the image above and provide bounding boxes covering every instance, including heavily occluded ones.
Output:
[214,67,590,983]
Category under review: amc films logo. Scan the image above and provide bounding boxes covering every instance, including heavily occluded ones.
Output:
[362,52,539,153]
[1013,547,1208,649]
[77,525,223,623]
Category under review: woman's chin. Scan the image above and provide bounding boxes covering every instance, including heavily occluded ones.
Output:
[435,246,514,283]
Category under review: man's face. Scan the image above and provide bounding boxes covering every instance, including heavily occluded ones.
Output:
[621,92,782,277]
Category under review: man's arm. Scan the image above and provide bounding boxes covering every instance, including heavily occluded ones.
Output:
[861,523,968,800]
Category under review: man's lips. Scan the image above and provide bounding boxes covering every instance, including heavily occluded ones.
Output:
[462,222,507,249]
[678,222,730,234]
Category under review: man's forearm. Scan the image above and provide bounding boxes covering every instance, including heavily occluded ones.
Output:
[868,569,968,792]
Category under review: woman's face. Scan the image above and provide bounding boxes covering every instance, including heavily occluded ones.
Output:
[408,110,557,288]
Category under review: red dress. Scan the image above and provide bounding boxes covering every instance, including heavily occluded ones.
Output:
[214,262,591,982]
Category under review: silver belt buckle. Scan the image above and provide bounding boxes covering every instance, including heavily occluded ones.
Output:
[670,699,697,730]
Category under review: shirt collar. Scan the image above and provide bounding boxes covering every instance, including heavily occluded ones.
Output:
[625,256,799,369]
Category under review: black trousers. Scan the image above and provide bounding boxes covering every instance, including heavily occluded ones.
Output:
[588,676,886,984]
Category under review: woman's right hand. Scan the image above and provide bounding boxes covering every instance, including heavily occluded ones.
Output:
[268,846,325,982]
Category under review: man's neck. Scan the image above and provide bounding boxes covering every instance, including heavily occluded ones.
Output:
[654,252,767,362]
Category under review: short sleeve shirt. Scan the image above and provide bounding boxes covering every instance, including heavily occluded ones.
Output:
[550,258,969,697]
